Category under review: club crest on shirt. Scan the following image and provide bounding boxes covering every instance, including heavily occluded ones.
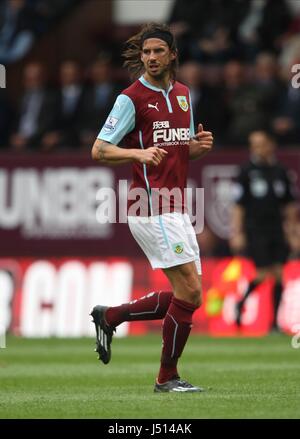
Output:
[172,242,184,254]
[176,96,189,112]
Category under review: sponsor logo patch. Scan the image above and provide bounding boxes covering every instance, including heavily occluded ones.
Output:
[104,116,119,132]
[153,121,170,129]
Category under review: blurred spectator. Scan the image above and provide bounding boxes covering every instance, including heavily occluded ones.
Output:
[0,0,35,64]
[169,0,248,63]
[238,0,291,59]
[178,61,226,145]
[169,0,292,63]
[279,0,300,68]
[254,52,281,85]
[190,25,239,64]
[168,0,208,62]
[27,0,81,34]
[279,34,300,71]
[222,60,278,145]
[272,58,300,144]
[285,0,300,40]
[79,57,121,148]
[41,60,85,151]
[0,0,81,64]
[10,61,57,150]
[252,52,284,122]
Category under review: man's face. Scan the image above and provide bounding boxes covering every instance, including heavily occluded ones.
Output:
[249,132,275,161]
[23,63,44,89]
[91,61,110,84]
[60,62,80,86]
[141,38,176,79]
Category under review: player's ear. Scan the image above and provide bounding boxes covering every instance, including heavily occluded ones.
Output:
[170,50,177,61]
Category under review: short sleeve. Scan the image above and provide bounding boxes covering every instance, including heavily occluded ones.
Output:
[98,94,135,145]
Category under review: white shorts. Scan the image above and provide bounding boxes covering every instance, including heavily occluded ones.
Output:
[128,212,201,274]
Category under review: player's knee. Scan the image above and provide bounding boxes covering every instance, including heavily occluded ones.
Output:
[186,285,202,308]
[193,289,202,308]
[197,290,203,308]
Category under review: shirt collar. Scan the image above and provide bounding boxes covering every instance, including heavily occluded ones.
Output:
[139,75,173,94]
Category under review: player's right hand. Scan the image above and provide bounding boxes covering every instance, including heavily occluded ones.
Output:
[136,147,168,166]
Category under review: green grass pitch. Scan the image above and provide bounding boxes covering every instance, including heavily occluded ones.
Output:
[0,334,299,419]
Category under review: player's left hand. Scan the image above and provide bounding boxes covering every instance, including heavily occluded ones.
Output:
[189,124,213,160]
[193,123,213,145]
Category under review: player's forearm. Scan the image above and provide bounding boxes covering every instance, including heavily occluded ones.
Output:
[91,139,138,165]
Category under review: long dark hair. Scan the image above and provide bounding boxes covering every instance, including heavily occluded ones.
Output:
[123,23,178,80]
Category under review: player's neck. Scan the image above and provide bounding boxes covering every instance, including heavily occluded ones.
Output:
[143,72,171,92]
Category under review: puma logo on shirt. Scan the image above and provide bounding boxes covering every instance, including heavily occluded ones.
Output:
[148,102,159,112]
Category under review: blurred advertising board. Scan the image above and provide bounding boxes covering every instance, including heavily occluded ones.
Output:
[1,257,299,338]
[0,151,299,256]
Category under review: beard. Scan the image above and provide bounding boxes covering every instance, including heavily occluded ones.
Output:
[146,64,169,79]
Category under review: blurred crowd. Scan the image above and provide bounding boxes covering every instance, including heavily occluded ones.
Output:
[169,0,300,147]
[1,57,123,151]
[0,0,300,151]
[0,0,80,64]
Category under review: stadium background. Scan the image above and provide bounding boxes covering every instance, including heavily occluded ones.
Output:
[1,0,300,340]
